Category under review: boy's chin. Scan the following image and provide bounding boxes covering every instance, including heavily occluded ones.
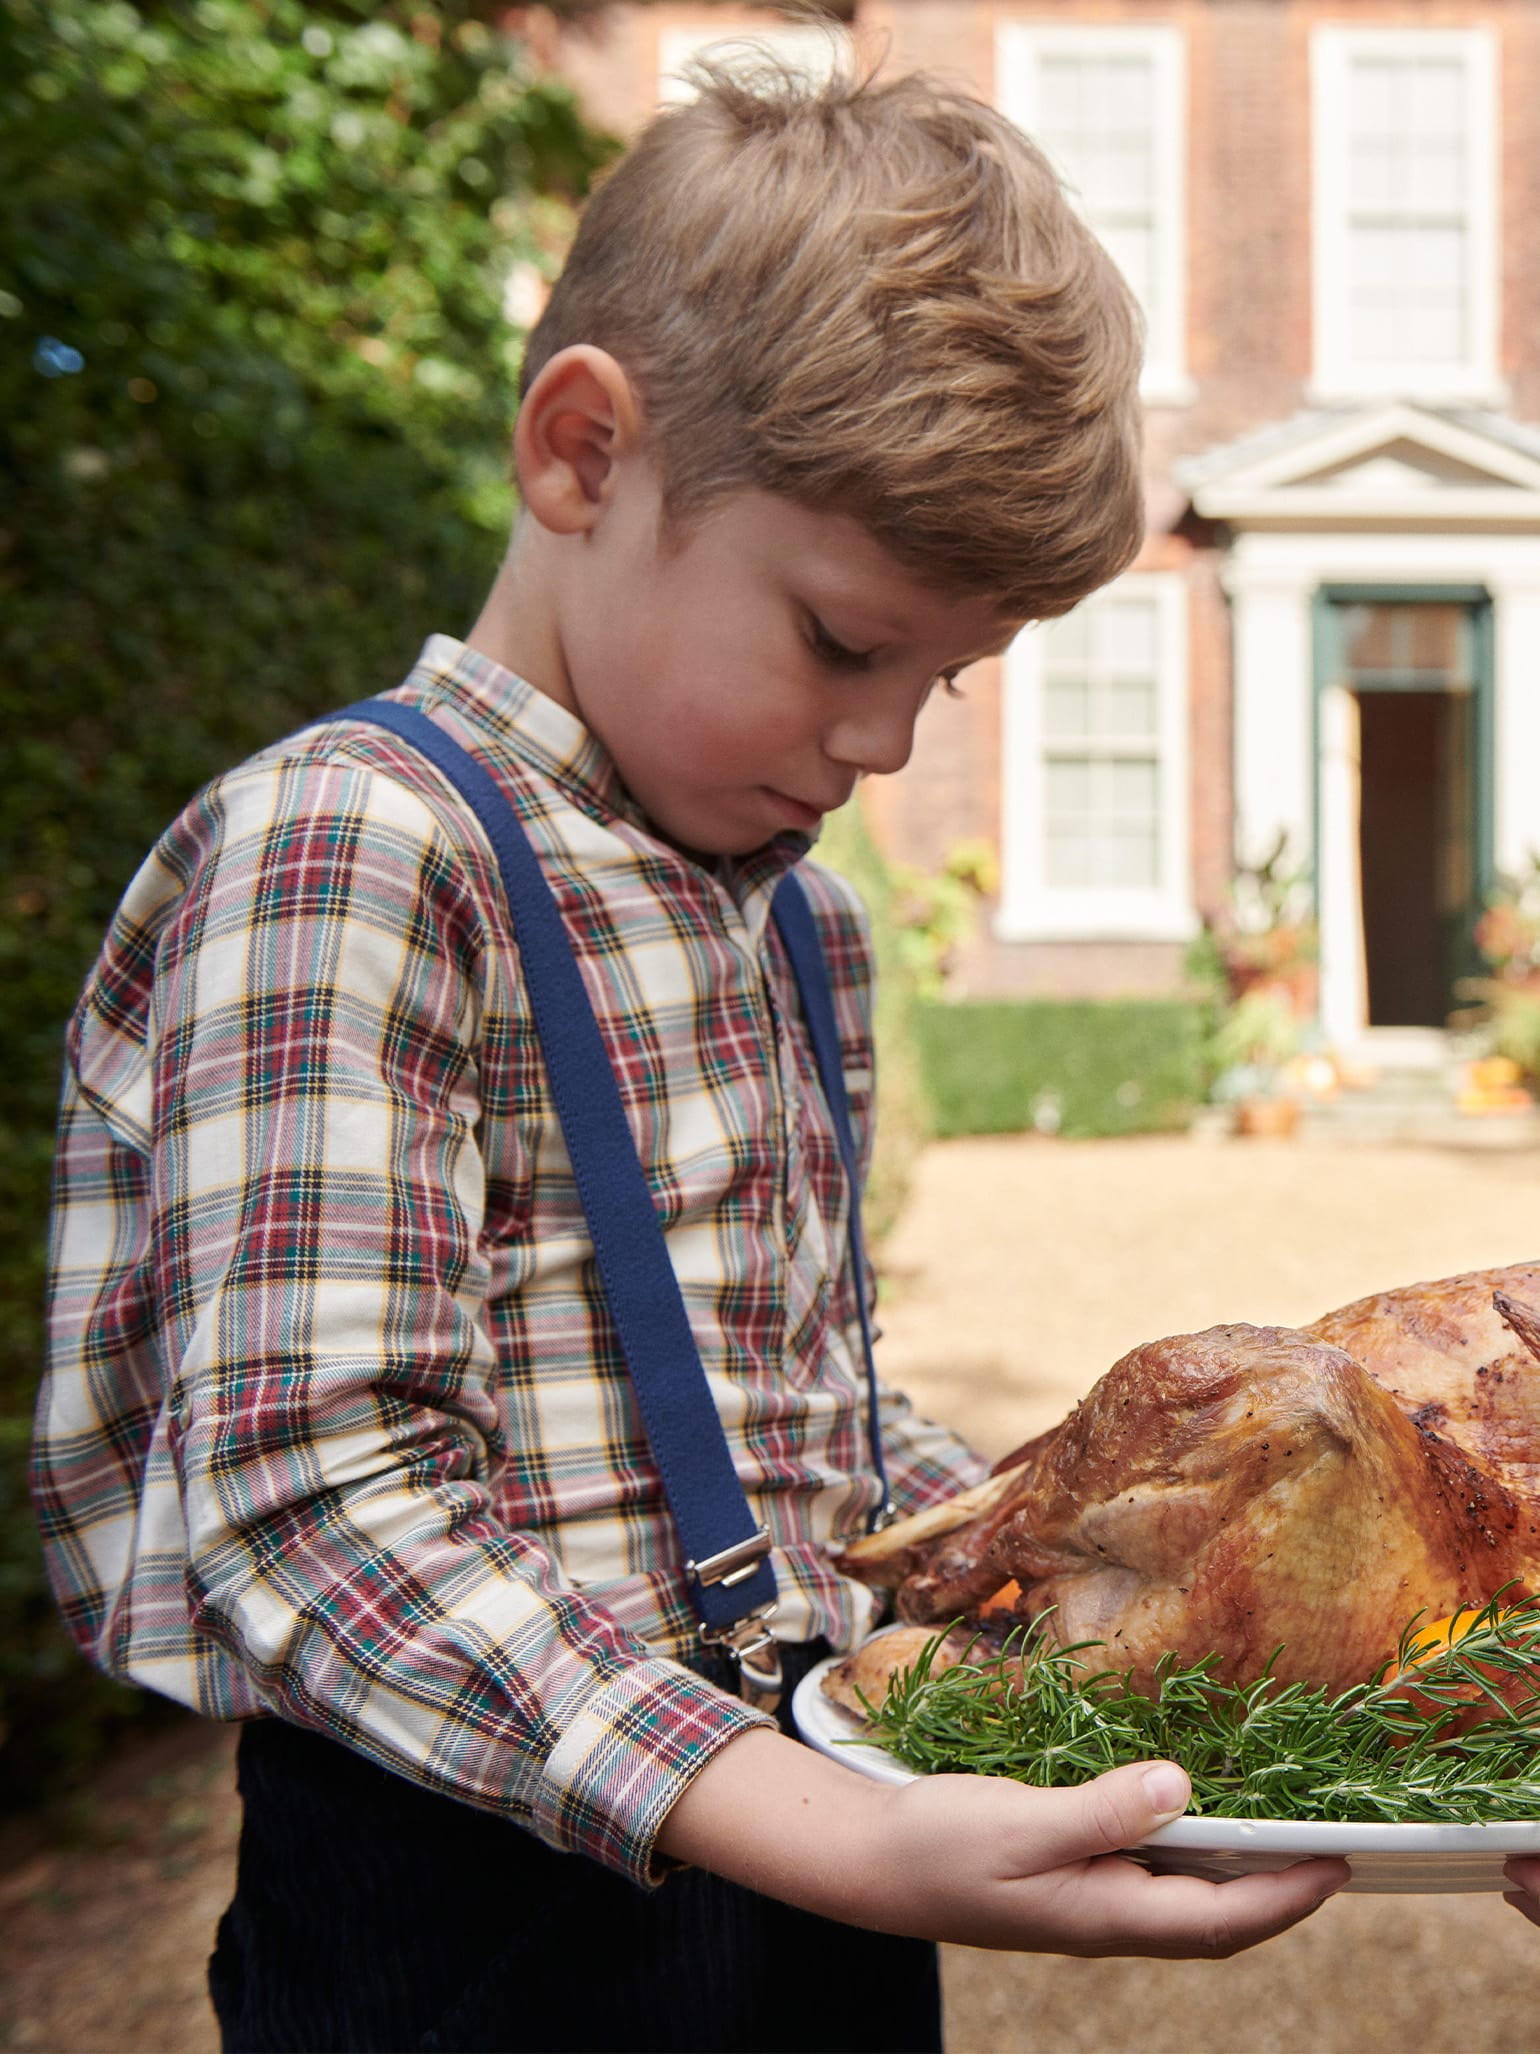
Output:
[658,828,807,866]
[646,797,815,865]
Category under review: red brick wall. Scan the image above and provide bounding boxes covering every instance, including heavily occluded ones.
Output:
[513,0,1540,996]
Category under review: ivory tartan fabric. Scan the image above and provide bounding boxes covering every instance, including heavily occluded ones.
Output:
[34,634,983,1884]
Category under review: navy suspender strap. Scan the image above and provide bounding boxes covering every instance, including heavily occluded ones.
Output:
[769,883,894,1528]
[332,698,887,1703]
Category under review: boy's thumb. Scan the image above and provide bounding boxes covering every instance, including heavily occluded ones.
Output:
[1016,1760,1190,1869]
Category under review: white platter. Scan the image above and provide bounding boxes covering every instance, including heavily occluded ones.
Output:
[792,1647,1540,1894]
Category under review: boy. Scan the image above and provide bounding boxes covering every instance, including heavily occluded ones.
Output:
[35,51,1351,2054]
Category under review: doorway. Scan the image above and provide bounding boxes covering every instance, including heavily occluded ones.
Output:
[1322,594,1490,1031]
[1356,688,1471,1024]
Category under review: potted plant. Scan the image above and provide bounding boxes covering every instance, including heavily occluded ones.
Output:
[1190,836,1319,1137]
[1454,855,1540,1108]
[1207,985,1306,1137]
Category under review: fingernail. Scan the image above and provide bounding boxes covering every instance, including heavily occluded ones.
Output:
[1143,1765,1189,1819]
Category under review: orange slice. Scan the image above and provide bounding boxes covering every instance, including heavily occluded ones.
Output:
[979,1580,1021,1619]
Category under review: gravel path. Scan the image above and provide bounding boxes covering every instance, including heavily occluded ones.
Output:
[2,1132,1538,2053]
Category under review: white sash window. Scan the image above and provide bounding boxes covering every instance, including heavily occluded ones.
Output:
[997,24,1189,405]
[1001,575,1194,941]
[1312,28,1498,402]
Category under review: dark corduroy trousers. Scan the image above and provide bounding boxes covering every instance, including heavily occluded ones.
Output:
[209,1645,944,2054]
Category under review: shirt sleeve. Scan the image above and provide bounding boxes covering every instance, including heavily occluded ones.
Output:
[147,753,768,1885]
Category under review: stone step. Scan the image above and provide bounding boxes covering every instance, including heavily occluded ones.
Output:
[1192,1089,1540,1149]
[1297,1100,1540,1149]
[1342,1076,1459,1105]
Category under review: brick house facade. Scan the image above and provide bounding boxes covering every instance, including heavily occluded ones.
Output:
[519,1,1540,1049]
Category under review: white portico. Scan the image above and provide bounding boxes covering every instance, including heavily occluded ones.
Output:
[1187,404,1540,1057]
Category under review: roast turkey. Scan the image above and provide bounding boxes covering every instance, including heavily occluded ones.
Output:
[836,1263,1540,1697]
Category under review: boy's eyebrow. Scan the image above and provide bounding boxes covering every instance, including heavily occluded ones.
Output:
[806,585,1025,662]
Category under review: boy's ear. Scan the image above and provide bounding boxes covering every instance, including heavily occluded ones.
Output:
[514,346,644,536]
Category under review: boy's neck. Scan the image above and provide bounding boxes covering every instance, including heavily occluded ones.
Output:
[465,531,574,714]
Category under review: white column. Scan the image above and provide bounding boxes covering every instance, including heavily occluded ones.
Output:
[1488,581,1540,878]
[1317,684,1368,1048]
[1225,568,1315,873]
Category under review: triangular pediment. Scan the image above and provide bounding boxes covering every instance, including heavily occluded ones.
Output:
[1307,439,1515,493]
[1186,405,1540,529]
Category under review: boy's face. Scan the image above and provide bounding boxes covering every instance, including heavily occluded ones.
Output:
[549,468,1021,858]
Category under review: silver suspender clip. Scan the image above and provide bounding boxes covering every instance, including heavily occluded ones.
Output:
[698,1605,783,1712]
[690,1525,782,1710]
[687,1525,773,1593]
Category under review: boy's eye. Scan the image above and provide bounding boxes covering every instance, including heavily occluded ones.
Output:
[938,671,967,701]
[807,616,875,672]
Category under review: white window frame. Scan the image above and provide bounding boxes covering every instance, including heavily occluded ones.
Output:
[1311,26,1500,405]
[996,22,1191,406]
[999,573,1195,942]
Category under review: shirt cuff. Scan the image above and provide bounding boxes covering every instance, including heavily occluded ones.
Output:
[530,1655,773,1888]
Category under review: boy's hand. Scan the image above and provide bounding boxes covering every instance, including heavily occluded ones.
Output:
[1505,1855,1540,1927]
[657,1728,1348,1960]
[861,1758,1345,1957]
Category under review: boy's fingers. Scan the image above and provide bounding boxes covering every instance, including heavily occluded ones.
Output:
[1064,1857,1351,1960]
[1005,1759,1192,1869]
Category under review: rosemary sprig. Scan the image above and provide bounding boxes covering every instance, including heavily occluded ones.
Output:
[859,1588,1540,1822]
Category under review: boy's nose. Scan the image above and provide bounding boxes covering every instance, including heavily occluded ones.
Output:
[824,698,921,778]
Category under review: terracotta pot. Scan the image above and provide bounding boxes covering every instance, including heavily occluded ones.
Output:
[1232,1095,1301,1140]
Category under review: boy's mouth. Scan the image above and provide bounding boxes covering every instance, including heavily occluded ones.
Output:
[764,788,826,831]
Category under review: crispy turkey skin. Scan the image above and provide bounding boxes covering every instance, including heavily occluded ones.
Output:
[835,1264,1540,1697]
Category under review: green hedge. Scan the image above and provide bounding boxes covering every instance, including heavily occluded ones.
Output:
[915,999,1205,1140]
[0,0,612,1811]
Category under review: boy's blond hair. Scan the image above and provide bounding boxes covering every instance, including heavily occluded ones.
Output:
[523,47,1145,620]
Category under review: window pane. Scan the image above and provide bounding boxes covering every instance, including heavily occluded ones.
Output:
[1044,677,1089,738]
[1349,224,1466,366]
[1037,588,1169,897]
[1407,58,1466,140]
[1044,824,1092,888]
[1039,53,1089,129]
[1407,301,1465,363]
[1413,226,1465,291]
[1103,677,1157,737]
[1045,757,1092,811]
[1108,823,1160,887]
[1342,47,1472,372]
[1046,605,1089,666]
[1342,601,1469,687]
[1349,303,1397,366]
[1093,137,1154,211]
[1350,137,1399,213]
[1351,57,1396,136]
[1098,598,1158,673]
[1035,52,1157,326]
[1353,227,1401,287]
[1111,757,1159,812]
[1406,136,1465,213]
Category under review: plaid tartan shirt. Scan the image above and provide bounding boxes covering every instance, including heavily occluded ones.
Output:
[35,634,983,1884]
